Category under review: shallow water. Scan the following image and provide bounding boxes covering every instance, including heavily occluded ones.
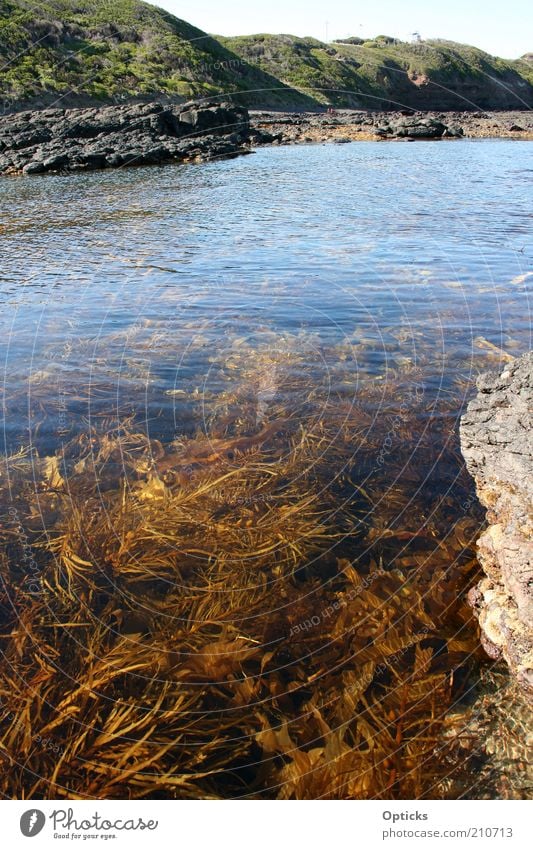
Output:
[0,140,531,447]
[0,139,531,799]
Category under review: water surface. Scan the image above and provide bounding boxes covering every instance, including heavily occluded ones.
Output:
[0,139,531,799]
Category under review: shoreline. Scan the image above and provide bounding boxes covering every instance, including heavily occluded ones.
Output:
[0,103,532,177]
[251,109,533,144]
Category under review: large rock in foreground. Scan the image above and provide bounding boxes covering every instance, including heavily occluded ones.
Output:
[0,101,251,175]
[460,352,533,698]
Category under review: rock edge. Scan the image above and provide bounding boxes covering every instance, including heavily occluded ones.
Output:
[460,352,533,698]
[0,100,251,175]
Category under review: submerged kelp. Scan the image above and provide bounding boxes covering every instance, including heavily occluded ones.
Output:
[0,330,529,799]
[438,668,533,799]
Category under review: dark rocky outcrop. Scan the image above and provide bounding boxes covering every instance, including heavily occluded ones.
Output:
[375,116,463,139]
[0,101,251,175]
[460,353,533,699]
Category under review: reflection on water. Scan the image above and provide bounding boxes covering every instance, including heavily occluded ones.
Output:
[0,140,531,799]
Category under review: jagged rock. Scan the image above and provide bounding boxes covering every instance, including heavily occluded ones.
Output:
[178,103,248,135]
[460,352,533,699]
[0,101,251,175]
[376,117,449,139]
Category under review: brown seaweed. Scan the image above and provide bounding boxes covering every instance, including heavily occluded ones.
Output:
[0,333,528,800]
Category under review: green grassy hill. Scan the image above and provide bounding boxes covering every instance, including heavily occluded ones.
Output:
[0,1,531,111]
[221,33,533,109]
[0,0,314,109]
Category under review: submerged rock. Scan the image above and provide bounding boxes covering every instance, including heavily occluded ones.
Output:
[460,352,533,699]
[0,100,251,175]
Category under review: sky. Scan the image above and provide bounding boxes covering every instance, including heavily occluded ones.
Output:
[159,0,532,59]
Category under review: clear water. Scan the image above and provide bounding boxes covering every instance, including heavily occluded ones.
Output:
[0,139,531,799]
[0,139,531,453]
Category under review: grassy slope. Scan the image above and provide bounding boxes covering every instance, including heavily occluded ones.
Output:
[220,34,367,107]
[0,0,314,108]
[221,34,533,109]
[0,1,531,110]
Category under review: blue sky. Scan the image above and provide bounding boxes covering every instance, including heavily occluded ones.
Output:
[159,0,531,59]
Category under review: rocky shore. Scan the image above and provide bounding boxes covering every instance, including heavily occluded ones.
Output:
[461,353,533,700]
[251,109,533,144]
[0,101,251,176]
[1,101,532,176]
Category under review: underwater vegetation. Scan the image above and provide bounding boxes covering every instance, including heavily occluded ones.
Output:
[0,327,530,799]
